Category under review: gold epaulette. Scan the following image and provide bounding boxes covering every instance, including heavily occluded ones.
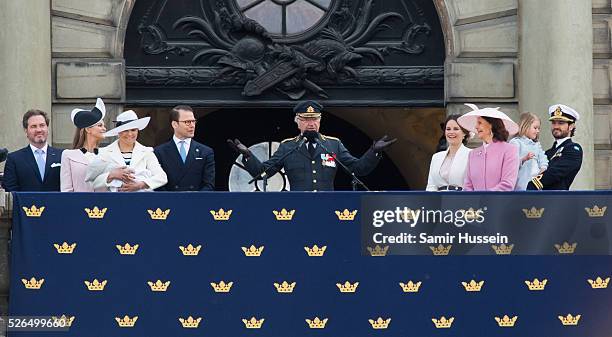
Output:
[531,174,543,190]
[281,136,300,143]
[320,134,339,141]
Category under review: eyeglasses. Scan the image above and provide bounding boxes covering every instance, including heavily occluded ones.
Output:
[177,120,197,126]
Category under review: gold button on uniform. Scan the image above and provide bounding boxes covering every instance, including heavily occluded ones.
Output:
[313,179,317,183]
[311,161,315,164]
[312,170,316,174]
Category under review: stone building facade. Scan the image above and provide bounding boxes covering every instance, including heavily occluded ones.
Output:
[0,0,610,189]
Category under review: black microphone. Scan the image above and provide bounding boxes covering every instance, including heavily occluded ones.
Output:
[248,133,309,184]
[296,134,308,148]
[303,130,319,144]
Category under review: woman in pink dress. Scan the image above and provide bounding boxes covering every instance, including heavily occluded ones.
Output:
[458,104,520,191]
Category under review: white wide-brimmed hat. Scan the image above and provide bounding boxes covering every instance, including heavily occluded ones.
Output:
[71,98,105,129]
[457,103,519,136]
[104,110,150,137]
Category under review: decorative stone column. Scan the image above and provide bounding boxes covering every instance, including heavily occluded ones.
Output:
[0,1,52,153]
[519,0,594,189]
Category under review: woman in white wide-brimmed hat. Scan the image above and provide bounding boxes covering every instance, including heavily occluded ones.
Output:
[457,104,520,191]
[87,110,167,192]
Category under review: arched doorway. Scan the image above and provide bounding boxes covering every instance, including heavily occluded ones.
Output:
[124,0,446,190]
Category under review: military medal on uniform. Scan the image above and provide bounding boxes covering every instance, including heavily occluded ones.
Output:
[321,153,336,167]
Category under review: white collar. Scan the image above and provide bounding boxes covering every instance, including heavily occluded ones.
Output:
[30,143,48,154]
[173,135,191,146]
[555,137,571,147]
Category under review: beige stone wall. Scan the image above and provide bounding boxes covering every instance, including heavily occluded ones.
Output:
[0,0,603,189]
[0,1,52,156]
[592,1,612,188]
[50,0,133,148]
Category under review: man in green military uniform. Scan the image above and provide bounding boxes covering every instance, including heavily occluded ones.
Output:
[228,101,396,191]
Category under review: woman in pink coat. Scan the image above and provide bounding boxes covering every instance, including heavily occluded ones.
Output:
[458,104,520,191]
[60,99,131,192]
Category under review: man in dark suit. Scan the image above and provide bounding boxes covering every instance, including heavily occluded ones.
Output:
[528,104,582,190]
[228,101,396,191]
[2,109,64,191]
[154,105,215,191]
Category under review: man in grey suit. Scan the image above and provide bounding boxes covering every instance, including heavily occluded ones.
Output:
[228,101,395,191]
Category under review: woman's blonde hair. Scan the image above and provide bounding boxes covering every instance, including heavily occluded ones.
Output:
[517,112,540,140]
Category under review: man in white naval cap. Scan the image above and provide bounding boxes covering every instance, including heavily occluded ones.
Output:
[527,104,582,190]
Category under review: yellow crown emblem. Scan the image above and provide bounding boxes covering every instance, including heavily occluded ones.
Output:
[399,281,422,293]
[52,315,75,327]
[210,208,232,221]
[367,245,389,256]
[554,106,563,116]
[491,243,514,255]
[585,205,607,217]
[335,209,357,221]
[336,281,359,293]
[495,315,517,327]
[462,280,484,292]
[115,315,138,327]
[307,106,315,113]
[587,276,610,289]
[432,316,454,329]
[179,244,202,256]
[84,206,107,219]
[54,242,76,254]
[304,245,327,256]
[210,281,233,293]
[558,314,580,326]
[84,279,107,291]
[368,317,391,329]
[273,208,295,221]
[147,280,170,292]
[525,278,547,291]
[116,243,139,255]
[179,316,202,328]
[306,317,328,329]
[147,208,170,220]
[242,317,264,329]
[22,277,44,289]
[241,245,264,257]
[274,281,296,293]
[555,242,577,254]
[462,208,481,221]
[522,207,544,219]
[430,244,452,256]
[22,205,45,217]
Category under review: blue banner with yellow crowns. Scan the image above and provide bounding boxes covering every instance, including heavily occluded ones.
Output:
[9,192,612,337]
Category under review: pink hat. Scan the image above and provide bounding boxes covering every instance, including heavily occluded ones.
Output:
[457,104,519,136]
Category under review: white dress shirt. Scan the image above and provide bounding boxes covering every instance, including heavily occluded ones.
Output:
[30,143,49,163]
[173,135,192,155]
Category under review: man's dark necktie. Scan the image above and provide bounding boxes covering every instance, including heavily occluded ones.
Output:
[308,142,316,158]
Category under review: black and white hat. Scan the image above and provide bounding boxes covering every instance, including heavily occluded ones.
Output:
[70,98,106,129]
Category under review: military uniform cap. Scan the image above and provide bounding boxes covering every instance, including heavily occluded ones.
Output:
[294,100,323,118]
[549,104,580,123]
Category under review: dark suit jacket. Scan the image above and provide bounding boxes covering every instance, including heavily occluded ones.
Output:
[154,139,215,191]
[527,138,582,190]
[2,145,64,191]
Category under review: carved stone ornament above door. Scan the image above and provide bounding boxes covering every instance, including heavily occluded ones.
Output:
[125,0,445,106]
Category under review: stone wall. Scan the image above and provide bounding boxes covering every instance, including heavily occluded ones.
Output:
[42,0,612,189]
[50,0,134,148]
